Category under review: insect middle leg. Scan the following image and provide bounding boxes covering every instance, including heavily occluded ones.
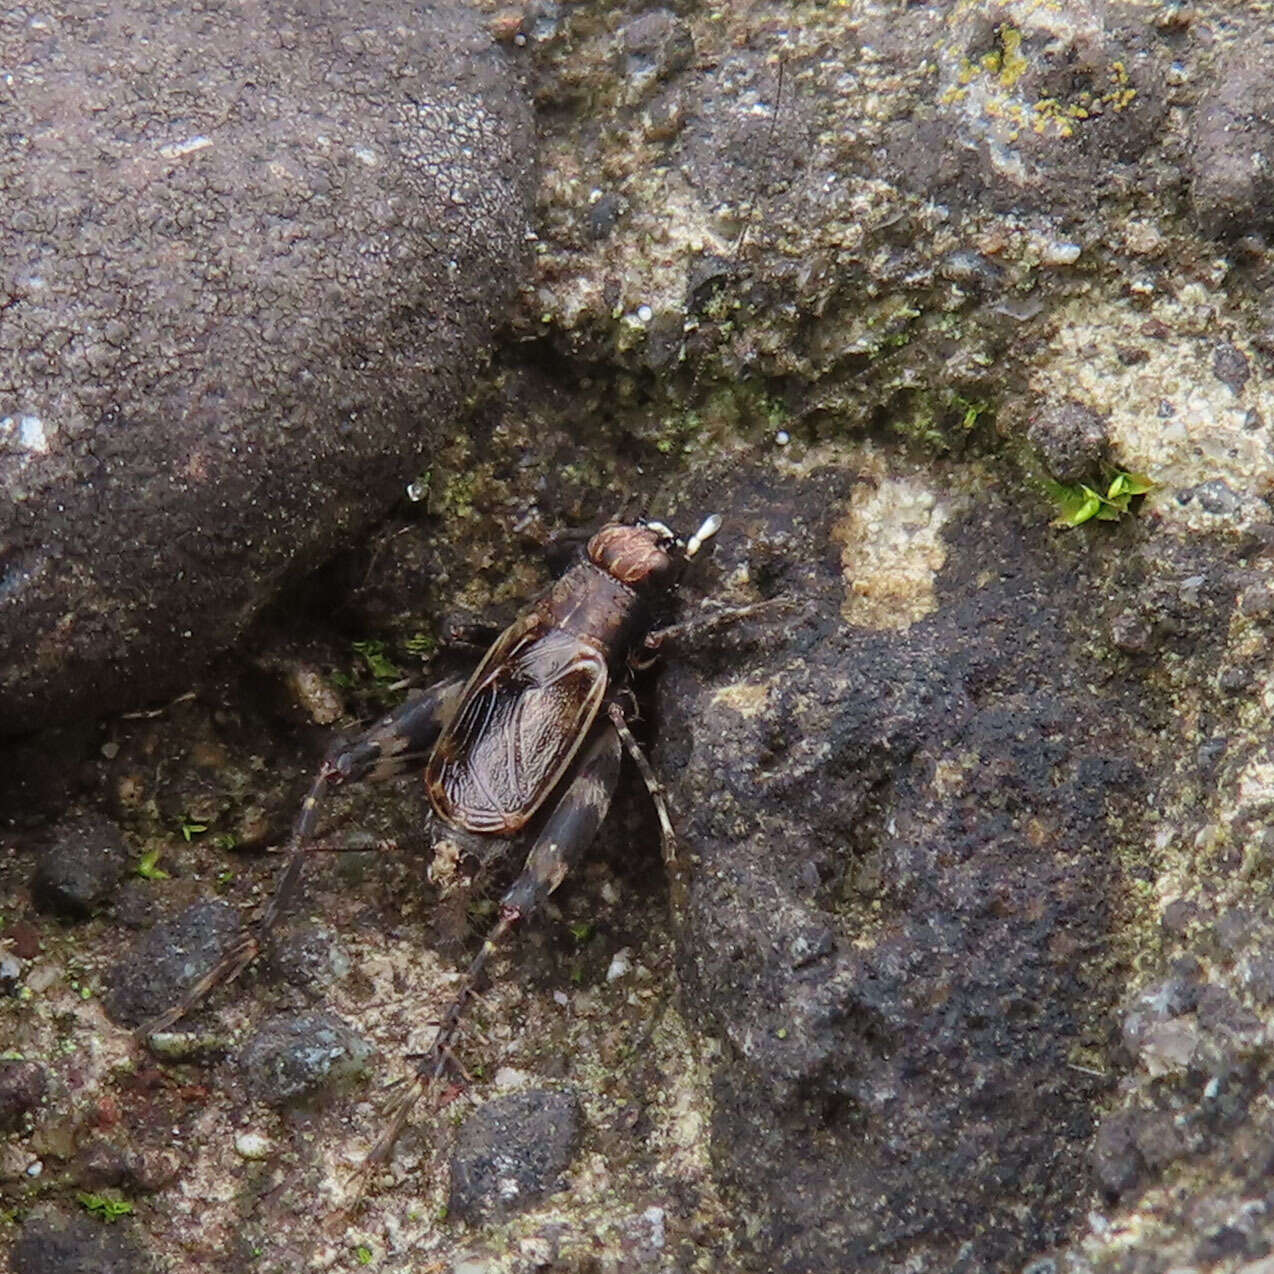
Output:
[364,720,623,1168]
[135,676,468,1041]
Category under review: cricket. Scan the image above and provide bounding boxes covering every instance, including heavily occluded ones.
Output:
[134,513,723,1178]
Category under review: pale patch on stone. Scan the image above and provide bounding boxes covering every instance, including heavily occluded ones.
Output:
[831,473,950,630]
[710,680,771,718]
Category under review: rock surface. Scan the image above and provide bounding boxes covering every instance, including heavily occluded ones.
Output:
[6,2,1274,1273]
[0,0,533,730]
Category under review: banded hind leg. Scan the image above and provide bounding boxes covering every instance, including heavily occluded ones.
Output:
[364,720,623,1169]
[135,676,469,1041]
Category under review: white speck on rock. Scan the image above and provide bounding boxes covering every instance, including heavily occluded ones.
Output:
[234,1131,272,1160]
[606,948,632,982]
[158,135,213,159]
[1,414,48,452]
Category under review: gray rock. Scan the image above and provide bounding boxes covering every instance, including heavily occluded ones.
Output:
[0,0,534,731]
[102,899,241,1028]
[0,1058,46,1130]
[265,921,351,996]
[10,1206,151,1274]
[31,813,127,917]
[238,1011,373,1105]
[1189,44,1274,238]
[449,1089,582,1223]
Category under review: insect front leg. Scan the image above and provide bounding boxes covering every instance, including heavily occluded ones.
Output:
[135,676,468,1042]
[642,597,805,654]
[364,722,623,1170]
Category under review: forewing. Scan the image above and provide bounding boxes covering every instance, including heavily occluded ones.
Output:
[426,622,608,834]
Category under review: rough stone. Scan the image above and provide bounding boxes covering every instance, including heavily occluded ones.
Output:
[0,0,534,731]
[1189,44,1274,238]
[30,813,127,917]
[1028,399,1112,485]
[102,899,241,1029]
[265,921,351,997]
[10,1206,151,1274]
[0,1059,46,1131]
[449,1088,582,1223]
[237,1011,374,1105]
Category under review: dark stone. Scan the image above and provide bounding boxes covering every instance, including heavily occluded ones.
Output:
[1027,399,1111,485]
[449,1088,582,1222]
[1214,907,1259,954]
[1196,984,1261,1040]
[102,899,241,1028]
[6,919,41,959]
[1092,1110,1145,1197]
[1162,899,1199,937]
[0,1059,46,1130]
[1194,1225,1251,1264]
[1131,1110,1187,1171]
[1244,950,1274,1005]
[1190,44,1274,238]
[71,1139,142,1190]
[1213,342,1251,394]
[1188,480,1243,517]
[886,5,1170,218]
[31,813,127,917]
[619,10,695,90]
[1109,610,1154,656]
[0,0,534,732]
[10,1206,151,1274]
[1218,665,1253,694]
[587,193,625,241]
[237,1011,373,1105]
[655,464,1142,1271]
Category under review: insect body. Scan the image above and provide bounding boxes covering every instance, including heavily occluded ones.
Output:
[139,514,721,1171]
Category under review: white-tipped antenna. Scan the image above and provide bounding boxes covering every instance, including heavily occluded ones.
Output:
[685,513,722,559]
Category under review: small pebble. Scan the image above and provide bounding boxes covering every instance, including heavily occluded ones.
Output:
[606,949,632,982]
[775,430,790,446]
[1042,241,1082,265]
